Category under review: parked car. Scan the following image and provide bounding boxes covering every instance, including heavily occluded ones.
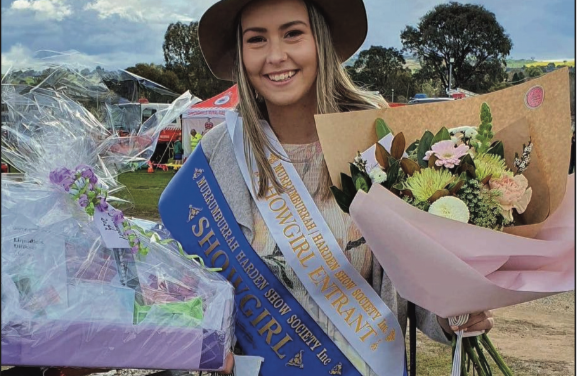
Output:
[408,97,455,105]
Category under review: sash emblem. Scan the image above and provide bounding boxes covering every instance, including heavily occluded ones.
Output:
[286,350,304,369]
[187,206,202,222]
[329,362,343,375]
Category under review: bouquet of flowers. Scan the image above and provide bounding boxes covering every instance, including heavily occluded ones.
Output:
[316,69,574,376]
[331,103,535,374]
[1,61,236,371]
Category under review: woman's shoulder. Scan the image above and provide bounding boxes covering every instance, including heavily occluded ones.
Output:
[200,121,231,160]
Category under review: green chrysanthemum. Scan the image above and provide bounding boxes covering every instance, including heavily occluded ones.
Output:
[403,168,455,202]
[474,153,512,181]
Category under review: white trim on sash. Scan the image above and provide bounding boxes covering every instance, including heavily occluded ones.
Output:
[225,111,404,376]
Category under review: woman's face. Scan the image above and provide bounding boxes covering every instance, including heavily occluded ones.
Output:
[241,0,318,108]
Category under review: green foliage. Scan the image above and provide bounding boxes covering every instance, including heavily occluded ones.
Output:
[125,63,185,95]
[376,118,393,139]
[163,21,230,99]
[524,66,543,78]
[457,179,509,230]
[347,46,415,101]
[431,127,451,144]
[401,2,512,94]
[487,141,505,159]
[488,81,512,93]
[470,103,495,154]
[417,131,434,167]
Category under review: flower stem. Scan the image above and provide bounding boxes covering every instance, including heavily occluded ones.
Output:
[480,333,514,376]
[471,336,492,376]
[463,338,487,376]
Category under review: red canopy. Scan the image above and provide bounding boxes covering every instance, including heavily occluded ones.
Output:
[182,85,239,119]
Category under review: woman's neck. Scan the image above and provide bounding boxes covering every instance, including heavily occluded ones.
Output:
[265,97,318,144]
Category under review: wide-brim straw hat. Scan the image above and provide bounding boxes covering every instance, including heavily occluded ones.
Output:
[199,0,368,81]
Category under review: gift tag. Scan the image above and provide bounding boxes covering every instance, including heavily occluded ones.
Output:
[233,355,264,376]
[94,209,130,249]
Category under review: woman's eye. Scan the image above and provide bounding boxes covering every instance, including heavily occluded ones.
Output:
[285,30,303,38]
[247,36,265,44]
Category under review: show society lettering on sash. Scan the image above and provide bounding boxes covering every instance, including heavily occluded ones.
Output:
[261,153,397,346]
[190,173,340,367]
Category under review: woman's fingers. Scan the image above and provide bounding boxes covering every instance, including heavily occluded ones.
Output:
[219,352,235,375]
[452,311,494,333]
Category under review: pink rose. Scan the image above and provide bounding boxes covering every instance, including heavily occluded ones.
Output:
[489,174,532,221]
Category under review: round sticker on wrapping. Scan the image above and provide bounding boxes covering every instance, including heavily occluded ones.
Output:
[525,86,544,109]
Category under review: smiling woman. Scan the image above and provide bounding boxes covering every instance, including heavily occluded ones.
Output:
[159,0,494,375]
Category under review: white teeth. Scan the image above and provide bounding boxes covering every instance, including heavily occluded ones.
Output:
[268,71,295,82]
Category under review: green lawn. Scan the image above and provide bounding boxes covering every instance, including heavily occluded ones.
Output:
[116,169,176,221]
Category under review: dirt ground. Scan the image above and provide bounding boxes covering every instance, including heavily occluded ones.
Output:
[417,291,576,375]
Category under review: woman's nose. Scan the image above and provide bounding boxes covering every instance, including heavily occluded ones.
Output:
[266,40,288,65]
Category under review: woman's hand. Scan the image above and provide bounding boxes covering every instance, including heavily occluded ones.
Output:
[219,352,235,375]
[438,311,494,334]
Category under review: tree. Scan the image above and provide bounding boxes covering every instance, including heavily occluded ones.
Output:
[514,71,525,85]
[401,2,512,94]
[163,21,230,99]
[512,72,519,83]
[346,46,415,101]
[125,63,186,95]
[524,66,543,78]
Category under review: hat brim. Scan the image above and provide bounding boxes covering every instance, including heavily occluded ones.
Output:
[199,0,367,81]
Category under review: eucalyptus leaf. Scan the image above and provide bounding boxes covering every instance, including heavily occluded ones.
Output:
[400,158,421,176]
[330,186,351,214]
[386,158,400,188]
[390,132,406,160]
[431,127,451,144]
[354,176,370,192]
[428,189,450,203]
[406,140,419,154]
[487,140,505,159]
[341,173,356,198]
[417,131,434,167]
[375,143,390,170]
[376,118,393,140]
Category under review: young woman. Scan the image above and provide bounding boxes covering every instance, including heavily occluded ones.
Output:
[197,0,494,374]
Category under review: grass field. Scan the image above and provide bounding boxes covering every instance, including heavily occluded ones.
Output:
[402,57,575,71]
[116,169,176,221]
[114,169,575,376]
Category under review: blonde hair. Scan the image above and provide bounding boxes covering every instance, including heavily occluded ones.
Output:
[233,0,387,198]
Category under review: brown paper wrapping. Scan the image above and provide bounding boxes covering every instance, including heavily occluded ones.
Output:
[316,68,572,232]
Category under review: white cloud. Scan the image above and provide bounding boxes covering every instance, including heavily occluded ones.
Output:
[1,44,36,73]
[10,0,72,21]
[83,0,216,24]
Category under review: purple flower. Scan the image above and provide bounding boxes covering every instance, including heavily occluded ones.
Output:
[131,245,140,254]
[49,167,75,191]
[95,196,109,212]
[78,194,89,208]
[77,166,99,185]
[109,209,125,226]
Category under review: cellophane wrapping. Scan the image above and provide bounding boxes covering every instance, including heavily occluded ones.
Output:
[1,60,236,371]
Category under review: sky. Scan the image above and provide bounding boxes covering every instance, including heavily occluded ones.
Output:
[1,0,575,73]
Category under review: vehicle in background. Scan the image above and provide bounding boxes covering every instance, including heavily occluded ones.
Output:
[412,93,428,100]
[109,101,181,142]
[408,97,455,105]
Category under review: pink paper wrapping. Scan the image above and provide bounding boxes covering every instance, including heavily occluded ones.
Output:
[349,175,575,318]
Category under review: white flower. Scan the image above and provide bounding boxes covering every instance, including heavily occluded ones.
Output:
[369,167,387,184]
[428,196,470,223]
[451,136,461,145]
[464,127,478,139]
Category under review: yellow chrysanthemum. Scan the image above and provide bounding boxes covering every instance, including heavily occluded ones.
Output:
[474,153,512,181]
[404,168,455,202]
[428,196,470,223]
